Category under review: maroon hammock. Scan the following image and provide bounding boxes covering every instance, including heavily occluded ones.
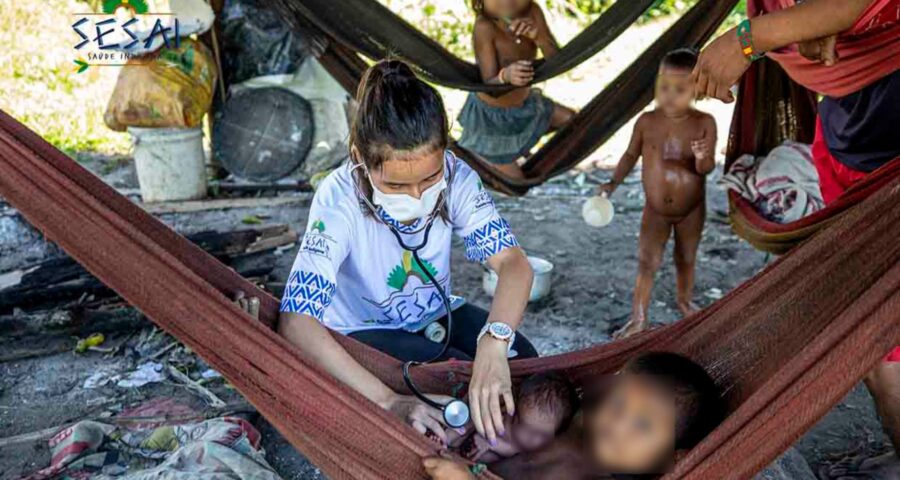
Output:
[0,109,897,479]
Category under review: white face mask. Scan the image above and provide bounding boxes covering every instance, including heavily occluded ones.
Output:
[371,176,447,222]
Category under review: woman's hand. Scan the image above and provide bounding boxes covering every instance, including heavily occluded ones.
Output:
[502,60,534,86]
[423,456,477,480]
[384,393,455,445]
[692,27,749,103]
[469,337,514,445]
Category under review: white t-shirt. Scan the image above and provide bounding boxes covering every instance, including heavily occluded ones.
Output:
[280,151,520,334]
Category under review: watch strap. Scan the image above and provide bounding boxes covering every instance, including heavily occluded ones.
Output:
[477,323,516,354]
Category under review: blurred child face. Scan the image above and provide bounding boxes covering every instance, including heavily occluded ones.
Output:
[654,66,694,115]
[512,408,559,452]
[586,375,677,474]
[482,0,530,18]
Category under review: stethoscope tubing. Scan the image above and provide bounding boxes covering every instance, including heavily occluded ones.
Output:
[350,160,467,424]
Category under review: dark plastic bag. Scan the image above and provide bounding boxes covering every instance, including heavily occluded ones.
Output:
[220,0,312,86]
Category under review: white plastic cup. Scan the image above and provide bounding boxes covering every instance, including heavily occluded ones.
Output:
[582,193,615,227]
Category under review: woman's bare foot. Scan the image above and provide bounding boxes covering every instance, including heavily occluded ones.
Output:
[822,452,900,479]
[676,299,701,317]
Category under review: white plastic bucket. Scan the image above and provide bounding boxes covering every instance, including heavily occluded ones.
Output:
[129,127,207,202]
[483,256,554,302]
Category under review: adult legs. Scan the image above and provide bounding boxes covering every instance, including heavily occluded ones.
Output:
[349,304,538,362]
[614,207,672,339]
[349,328,472,362]
[673,201,705,317]
[825,359,900,479]
[868,361,900,452]
[853,361,900,478]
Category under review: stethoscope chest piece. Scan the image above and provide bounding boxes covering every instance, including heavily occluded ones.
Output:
[443,399,470,429]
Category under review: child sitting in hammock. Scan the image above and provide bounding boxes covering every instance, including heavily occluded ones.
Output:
[458,0,575,180]
[599,48,717,339]
[445,372,577,463]
[424,352,725,479]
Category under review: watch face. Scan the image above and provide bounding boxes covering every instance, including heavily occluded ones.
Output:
[489,322,513,339]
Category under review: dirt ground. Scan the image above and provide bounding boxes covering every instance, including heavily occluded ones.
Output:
[0,158,893,479]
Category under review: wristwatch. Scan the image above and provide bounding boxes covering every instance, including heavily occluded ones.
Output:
[477,322,516,352]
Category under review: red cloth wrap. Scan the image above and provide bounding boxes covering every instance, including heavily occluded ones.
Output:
[811,115,869,204]
[750,0,900,97]
[887,347,900,362]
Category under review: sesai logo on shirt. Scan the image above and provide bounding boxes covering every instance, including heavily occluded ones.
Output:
[363,251,446,326]
[301,219,334,259]
[103,0,150,14]
[474,180,494,210]
[387,251,438,290]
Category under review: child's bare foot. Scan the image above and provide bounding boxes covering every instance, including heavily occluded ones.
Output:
[613,316,649,340]
[677,299,700,317]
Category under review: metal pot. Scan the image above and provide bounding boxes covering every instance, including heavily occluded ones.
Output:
[483,256,554,302]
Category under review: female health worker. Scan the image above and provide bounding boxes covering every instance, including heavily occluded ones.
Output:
[278,60,538,446]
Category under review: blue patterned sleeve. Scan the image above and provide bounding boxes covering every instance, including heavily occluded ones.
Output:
[462,218,520,263]
[280,179,352,320]
[280,271,337,320]
[448,154,520,263]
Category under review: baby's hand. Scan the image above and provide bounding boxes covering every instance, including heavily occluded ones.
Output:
[502,60,534,86]
[597,181,617,197]
[508,18,539,41]
[690,139,710,162]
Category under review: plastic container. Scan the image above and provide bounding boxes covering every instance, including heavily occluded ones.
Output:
[582,193,615,227]
[483,256,554,302]
[129,127,207,202]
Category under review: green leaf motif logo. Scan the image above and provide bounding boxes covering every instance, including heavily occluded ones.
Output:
[311,219,326,233]
[386,265,407,291]
[386,251,438,290]
[74,58,89,74]
[102,0,150,14]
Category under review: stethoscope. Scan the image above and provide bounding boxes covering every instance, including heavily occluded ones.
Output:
[351,161,471,429]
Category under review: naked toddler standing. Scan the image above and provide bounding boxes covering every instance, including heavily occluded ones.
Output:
[599,48,717,339]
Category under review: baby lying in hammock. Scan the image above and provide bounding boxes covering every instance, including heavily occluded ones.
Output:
[425,352,724,479]
[446,372,577,463]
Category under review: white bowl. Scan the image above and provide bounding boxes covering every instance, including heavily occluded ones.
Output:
[483,256,554,302]
[582,195,614,227]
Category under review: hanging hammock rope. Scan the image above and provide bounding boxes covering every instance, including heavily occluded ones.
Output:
[0,109,897,479]
[724,59,900,254]
[271,0,658,92]
[310,0,739,194]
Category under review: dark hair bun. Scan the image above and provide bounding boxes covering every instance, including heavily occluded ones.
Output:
[378,59,416,81]
[350,59,449,170]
